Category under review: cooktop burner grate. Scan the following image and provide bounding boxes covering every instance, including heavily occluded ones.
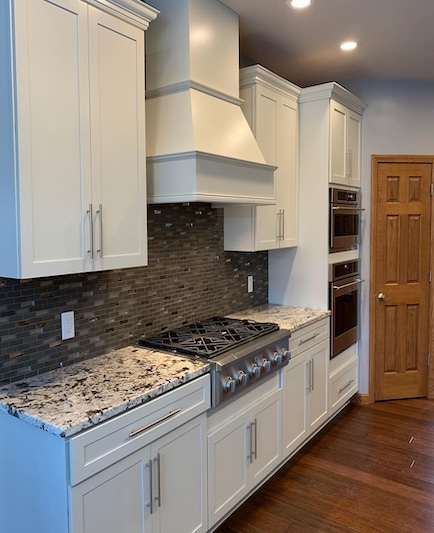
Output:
[139,316,279,358]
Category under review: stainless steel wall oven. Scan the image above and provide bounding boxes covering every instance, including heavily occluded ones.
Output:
[329,188,362,252]
[329,260,363,358]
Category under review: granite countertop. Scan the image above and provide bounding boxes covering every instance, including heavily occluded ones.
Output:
[0,347,209,438]
[0,305,327,440]
[228,304,330,333]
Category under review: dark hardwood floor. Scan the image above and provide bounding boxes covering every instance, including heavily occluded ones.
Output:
[214,399,434,533]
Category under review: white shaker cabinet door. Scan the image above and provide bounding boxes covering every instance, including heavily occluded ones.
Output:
[70,447,151,533]
[208,412,250,528]
[12,0,92,277]
[250,388,282,485]
[88,7,148,271]
[329,99,347,185]
[307,339,329,434]
[151,416,208,533]
[282,351,308,458]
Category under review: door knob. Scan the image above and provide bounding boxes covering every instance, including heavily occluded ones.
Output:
[377,292,386,301]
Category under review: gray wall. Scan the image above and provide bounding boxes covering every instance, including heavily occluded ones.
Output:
[0,203,268,383]
[342,79,434,392]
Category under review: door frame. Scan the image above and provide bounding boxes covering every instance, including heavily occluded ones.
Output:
[369,155,434,402]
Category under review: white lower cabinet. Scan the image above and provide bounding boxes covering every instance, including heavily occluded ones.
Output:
[283,319,329,458]
[0,375,210,533]
[71,415,207,533]
[207,380,282,529]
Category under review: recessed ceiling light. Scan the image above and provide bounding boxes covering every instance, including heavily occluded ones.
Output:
[287,0,314,9]
[340,41,358,51]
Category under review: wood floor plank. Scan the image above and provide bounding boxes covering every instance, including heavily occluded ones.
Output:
[214,399,434,533]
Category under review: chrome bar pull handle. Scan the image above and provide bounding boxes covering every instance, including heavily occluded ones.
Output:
[154,453,161,508]
[96,204,103,258]
[311,359,315,392]
[129,409,181,438]
[299,332,319,345]
[306,360,312,392]
[339,379,355,394]
[252,418,258,461]
[146,459,153,515]
[87,204,94,258]
[281,209,285,241]
[248,422,253,464]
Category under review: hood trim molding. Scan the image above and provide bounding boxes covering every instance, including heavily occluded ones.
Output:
[146,80,244,107]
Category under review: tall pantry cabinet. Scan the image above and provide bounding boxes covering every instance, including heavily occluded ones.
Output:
[269,82,366,309]
[0,0,157,279]
[224,65,300,251]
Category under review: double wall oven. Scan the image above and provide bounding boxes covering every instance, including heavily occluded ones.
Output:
[329,187,363,359]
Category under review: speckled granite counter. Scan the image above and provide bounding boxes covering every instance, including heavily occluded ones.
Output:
[228,304,330,333]
[0,347,209,438]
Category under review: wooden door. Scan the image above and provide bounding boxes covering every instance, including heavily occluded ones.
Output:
[371,157,432,400]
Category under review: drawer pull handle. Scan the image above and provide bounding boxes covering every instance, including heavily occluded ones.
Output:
[338,379,354,394]
[299,332,319,345]
[129,409,181,438]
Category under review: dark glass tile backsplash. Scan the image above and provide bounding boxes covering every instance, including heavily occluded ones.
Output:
[0,203,268,383]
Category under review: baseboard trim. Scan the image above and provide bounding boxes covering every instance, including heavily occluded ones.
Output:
[352,393,371,405]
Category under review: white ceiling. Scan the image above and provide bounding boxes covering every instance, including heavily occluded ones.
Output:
[219,0,434,87]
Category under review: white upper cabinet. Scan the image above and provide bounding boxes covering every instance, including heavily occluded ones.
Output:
[224,65,300,251]
[330,99,362,188]
[0,0,157,279]
[299,83,365,191]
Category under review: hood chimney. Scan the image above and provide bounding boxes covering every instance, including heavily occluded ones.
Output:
[145,0,276,205]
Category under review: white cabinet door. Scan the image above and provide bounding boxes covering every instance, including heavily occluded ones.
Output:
[253,85,280,250]
[347,109,361,188]
[208,384,282,529]
[208,412,249,528]
[329,98,362,188]
[330,99,347,185]
[278,95,299,248]
[282,351,308,458]
[152,416,207,533]
[70,447,151,533]
[307,339,329,434]
[250,388,282,485]
[88,7,147,271]
[10,0,92,278]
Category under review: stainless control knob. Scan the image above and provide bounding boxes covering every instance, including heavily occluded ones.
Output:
[261,357,271,373]
[280,348,291,361]
[235,370,248,386]
[222,376,236,393]
[269,351,283,366]
[249,364,261,379]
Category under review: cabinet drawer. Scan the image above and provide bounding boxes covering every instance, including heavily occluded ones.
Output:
[329,359,358,414]
[69,374,210,485]
[288,318,329,359]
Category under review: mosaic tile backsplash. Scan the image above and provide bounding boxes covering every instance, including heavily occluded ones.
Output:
[0,203,268,383]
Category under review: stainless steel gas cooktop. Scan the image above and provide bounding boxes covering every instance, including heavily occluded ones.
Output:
[139,316,291,408]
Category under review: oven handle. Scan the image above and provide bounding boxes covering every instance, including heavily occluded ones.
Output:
[332,278,365,290]
[332,206,365,211]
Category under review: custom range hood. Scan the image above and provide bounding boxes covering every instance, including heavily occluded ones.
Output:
[145,0,276,205]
